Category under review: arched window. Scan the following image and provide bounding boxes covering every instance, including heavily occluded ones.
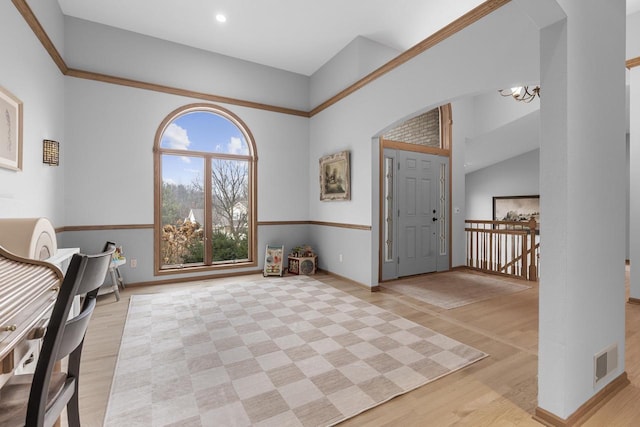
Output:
[154,103,257,274]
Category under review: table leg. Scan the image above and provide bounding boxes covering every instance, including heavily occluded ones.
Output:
[109,268,120,302]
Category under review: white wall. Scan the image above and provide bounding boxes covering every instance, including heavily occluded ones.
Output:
[62,74,309,282]
[0,1,66,226]
[309,2,540,286]
[630,66,640,299]
[465,149,540,220]
[627,11,640,59]
[50,14,314,283]
[310,36,399,108]
[628,4,640,299]
[473,89,540,138]
[63,78,309,226]
[64,17,310,112]
[451,97,474,267]
[537,0,626,417]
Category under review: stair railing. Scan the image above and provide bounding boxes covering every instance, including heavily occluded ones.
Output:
[465,218,538,281]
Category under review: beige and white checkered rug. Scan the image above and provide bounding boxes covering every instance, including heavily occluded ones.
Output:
[104,276,487,426]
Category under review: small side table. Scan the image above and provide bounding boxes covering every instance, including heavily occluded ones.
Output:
[100,258,126,301]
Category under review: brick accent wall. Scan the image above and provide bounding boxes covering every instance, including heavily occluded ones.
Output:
[383,108,440,148]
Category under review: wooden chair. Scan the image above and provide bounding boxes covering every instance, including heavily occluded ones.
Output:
[0,242,115,427]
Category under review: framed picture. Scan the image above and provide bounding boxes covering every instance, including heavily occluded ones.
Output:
[493,195,540,227]
[0,86,23,171]
[319,150,350,201]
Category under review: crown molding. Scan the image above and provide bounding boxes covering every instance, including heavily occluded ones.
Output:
[66,68,309,117]
[12,0,67,74]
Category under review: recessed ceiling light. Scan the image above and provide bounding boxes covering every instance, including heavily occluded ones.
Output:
[216,14,227,23]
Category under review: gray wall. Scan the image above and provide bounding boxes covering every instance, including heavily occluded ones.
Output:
[64,16,310,112]
[58,224,311,284]
[309,2,540,285]
[465,149,540,221]
[0,1,66,225]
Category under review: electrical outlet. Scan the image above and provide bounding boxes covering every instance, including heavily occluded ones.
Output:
[339,254,343,263]
[130,258,137,268]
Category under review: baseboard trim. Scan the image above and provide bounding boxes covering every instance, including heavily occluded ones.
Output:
[122,267,377,292]
[533,372,629,426]
[320,269,379,292]
[125,268,264,288]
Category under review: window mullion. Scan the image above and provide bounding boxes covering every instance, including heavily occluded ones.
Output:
[204,156,213,265]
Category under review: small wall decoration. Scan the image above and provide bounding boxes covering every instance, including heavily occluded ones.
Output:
[319,150,350,201]
[493,195,540,227]
[0,86,23,171]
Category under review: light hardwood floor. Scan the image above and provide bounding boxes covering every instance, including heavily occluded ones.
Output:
[75,268,640,426]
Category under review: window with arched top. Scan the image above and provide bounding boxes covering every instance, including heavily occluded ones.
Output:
[154,103,257,274]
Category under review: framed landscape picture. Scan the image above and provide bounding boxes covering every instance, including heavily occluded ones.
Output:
[493,195,540,226]
[319,150,350,201]
[0,86,23,171]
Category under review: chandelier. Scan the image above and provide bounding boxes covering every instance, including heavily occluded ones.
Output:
[499,85,540,103]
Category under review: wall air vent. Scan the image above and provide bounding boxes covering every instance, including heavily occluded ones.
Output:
[594,343,618,386]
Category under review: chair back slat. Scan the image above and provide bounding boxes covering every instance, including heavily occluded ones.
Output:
[55,298,96,360]
[76,243,114,296]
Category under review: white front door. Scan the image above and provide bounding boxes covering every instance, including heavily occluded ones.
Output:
[381,149,448,280]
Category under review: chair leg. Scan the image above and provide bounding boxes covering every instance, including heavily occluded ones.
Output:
[67,347,83,427]
[67,390,81,427]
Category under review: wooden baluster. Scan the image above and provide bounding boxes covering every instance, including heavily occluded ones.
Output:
[465,224,473,267]
[498,233,507,273]
[470,228,474,268]
[489,229,494,272]
[528,218,537,280]
[483,230,487,270]
[521,231,528,279]
[475,229,479,269]
[510,234,515,275]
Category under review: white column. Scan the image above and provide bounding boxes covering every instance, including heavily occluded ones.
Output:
[538,0,626,420]
[631,67,640,300]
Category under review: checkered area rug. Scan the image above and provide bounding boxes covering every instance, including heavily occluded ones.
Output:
[104,276,487,426]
